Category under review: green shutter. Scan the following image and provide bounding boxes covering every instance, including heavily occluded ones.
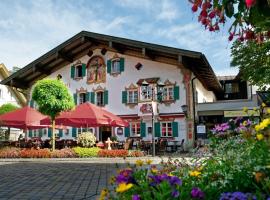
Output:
[174,86,180,100]
[154,122,161,137]
[29,100,34,108]
[38,129,43,137]
[82,63,86,77]
[59,129,63,137]
[72,127,77,138]
[29,130,33,138]
[172,122,178,137]
[122,91,127,104]
[140,122,146,137]
[86,92,91,102]
[120,58,125,72]
[124,126,130,137]
[104,90,108,105]
[73,93,77,105]
[71,65,75,78]
[90,92,95,104]
[107,60,111,74]
[48,128,52,138]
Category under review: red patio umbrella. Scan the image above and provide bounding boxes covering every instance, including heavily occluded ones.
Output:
[0,106,48,130]
[41,102,128,128]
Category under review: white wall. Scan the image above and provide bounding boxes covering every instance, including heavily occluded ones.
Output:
[194,79,216,103]
[0,83,19,106]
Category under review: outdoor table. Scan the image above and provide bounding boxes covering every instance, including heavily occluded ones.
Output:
[166,141,178,152]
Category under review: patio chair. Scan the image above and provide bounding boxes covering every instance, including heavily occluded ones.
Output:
[176,139,185,153]
[124,138,133,150]
[157,139,167,156]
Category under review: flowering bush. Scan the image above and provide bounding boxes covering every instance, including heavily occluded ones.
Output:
[77,132,96,147]
[0,147,20,158]
[73,147,100,157]
[50,148,76,158]
[98,149,128,158]
[20,148,51,158]
[128,150,145,157]
[101,116,270,199]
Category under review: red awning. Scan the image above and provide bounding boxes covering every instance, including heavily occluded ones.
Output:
[0,106,48,130]
[41,102,128,128]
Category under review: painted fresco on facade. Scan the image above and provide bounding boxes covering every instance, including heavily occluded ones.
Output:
[87,56,106,84]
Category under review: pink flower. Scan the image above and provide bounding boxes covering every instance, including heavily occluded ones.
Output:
[246,0,256,8]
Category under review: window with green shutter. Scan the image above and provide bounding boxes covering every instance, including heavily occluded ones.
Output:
[29,130,33,138]
[86,92,91,102]
[38,129,43,137]
[154,122,161,137]
[73,93,77,105]
[71,65,75,78]
[48,128,52,138]
[82,63,86,77]
[104,90,108,105]
[59,129,63,138]
[174,85,180,100]
[122,91,127,104]
[172,122,178,137]
[107,60,111,74]
[72,127,77,138]
[124,126,130,137]
[90,92,95,104]
[120,58,125,72]
[140,122,146,137]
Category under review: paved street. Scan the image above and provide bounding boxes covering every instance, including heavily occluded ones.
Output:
[0,160,125,200]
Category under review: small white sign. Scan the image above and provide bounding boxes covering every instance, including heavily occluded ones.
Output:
[197,125,206,134]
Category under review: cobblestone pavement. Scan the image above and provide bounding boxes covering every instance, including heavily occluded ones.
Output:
[0,161,128,200]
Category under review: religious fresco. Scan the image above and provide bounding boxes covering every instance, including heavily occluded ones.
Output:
[87,56,106,84]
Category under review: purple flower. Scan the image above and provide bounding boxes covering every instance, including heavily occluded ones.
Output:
[116,169,133,184]
[191,187,204,199]
[132,194,140,200]
[171,190,180,198]
[219,192,257,200]
[168,176,182,186]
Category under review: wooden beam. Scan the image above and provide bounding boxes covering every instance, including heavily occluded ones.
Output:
[56,51,73,63]
[10,78,28,89]
[35,63,51,75]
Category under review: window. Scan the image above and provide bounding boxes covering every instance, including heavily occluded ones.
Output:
[96,91,104,106]
[161,122,173,137]
[141,85,153,101]
[162,86,174,101]
[225,83,239,93]
[127,90,138,104]
[130,122,140,137]
[79,93,86,104]
[75,65,83,78]
[111,59,120,74]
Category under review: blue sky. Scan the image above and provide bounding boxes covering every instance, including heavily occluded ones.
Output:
[0,0,238,75]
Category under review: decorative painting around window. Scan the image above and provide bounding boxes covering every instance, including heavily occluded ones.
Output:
[107,54,124,76]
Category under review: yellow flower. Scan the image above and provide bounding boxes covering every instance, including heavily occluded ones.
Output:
[99,188,108,200]
[135,159,144,167]
[253,107,258,111]
[262,103,266,108]
[256,133,264,141]
[151,166,158,174]
[243,107,248,112]
[267,108,270,114]
[189,170,201,177]
[197,166,203,172]
[116,183,133,193]
[109,176,116,184]
[146,159,152,165]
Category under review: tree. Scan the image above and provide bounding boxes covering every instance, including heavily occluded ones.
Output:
[32,79,74,151]
[188,0,270,42]
[0,103,19,115]
[231,40,270,89]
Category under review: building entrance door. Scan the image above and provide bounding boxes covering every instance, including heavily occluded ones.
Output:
[100,127,111,142]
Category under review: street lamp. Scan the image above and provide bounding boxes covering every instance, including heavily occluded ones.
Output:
[141,79,165,156]
[181,104,188,117]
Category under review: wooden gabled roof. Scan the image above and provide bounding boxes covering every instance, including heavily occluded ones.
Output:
[0,64,27,106]
[0,31,222,94]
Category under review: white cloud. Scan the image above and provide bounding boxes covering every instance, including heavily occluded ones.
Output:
[157,0,180,22]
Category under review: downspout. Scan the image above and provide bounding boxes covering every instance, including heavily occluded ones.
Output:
[191,77,197,141]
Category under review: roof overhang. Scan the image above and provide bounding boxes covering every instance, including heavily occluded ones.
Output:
[0,31,223,94]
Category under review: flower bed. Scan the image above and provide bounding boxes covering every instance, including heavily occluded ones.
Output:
[50,148,76,158]
[128,150,145,157]
[20,148,51,158]
[101,116,270,199]
[0,147,20,158]
[72,147,100,157]
[98,149,128,157]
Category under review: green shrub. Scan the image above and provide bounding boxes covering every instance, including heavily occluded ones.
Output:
[77,132,96,147]
[72,147,100,157]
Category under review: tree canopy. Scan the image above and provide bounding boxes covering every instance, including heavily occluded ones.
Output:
[231,40,270,89]
[0,103,19,115]
[32,78,74,120]
[189,0,270,42]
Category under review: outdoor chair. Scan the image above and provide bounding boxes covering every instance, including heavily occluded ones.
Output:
[124,138,133,150]
[176,139,185,153]
[157,139,167,155]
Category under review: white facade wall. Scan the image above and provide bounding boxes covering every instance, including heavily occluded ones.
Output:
[194,79,216,103]
[29,49,210,142]
[0,82,19,106]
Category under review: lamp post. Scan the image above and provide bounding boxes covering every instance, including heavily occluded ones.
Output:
[142,80,165,157]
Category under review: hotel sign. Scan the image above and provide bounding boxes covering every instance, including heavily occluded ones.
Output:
[224,110,260,117]
[138,102,158,116]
